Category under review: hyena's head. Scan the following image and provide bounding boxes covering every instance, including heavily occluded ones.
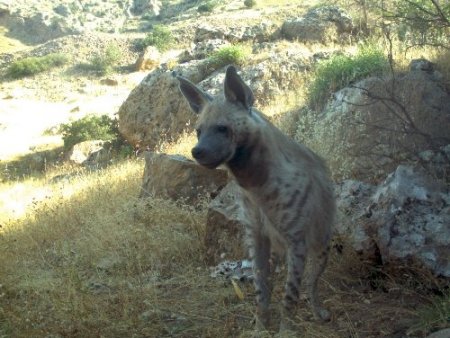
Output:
[177,66,256,169]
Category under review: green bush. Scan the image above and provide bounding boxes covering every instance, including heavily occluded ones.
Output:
[7,53,68,79]
[207,45,249,68]
[197,1,218,13]
[138,25,173,52]
[59,115,120,151]
[89,43,122,75]
[244,0,257,8]
[308,45,389,111]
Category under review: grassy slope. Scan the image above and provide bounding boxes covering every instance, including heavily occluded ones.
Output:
[1,160,447,337]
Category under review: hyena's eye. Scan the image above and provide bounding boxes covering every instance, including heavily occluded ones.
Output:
[216,125,229,134]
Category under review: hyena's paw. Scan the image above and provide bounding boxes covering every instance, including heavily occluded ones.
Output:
[278,316,296,333]
[254,311,270,331]
[313,307,331,322]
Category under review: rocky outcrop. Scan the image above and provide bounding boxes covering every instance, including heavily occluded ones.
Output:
[282,6,353,43]
[336,165,450,277]
[194,22,279,43]
[67,140,112,169]
[205,181,248,264]
[299,64,450,180]
[140,152,228,207]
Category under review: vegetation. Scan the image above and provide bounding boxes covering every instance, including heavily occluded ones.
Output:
[207,45,250,68]
[244,0,257,8]
[59,114,121,151]
[138,25,173,52]
[307,45,389,111]
[88,43,122,75]
[6,53,68,78]
[387,0,450,48]
[197,1,218,13]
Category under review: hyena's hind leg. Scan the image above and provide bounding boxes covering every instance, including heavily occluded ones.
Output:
[306,244,331,321]
[249,232,272,330]
[279,242,306,332]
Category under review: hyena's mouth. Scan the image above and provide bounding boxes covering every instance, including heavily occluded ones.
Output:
[195,158,224,169]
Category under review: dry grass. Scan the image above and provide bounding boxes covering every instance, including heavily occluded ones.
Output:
[0,157,447,337]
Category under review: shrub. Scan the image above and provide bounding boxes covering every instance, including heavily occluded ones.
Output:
[207,45,249,68]
[308,45,389,111]
[138,25,173,52]
[244,0,257,8]
[89,43,122,75]
[197,1,218,13]
[59,115,120,151]
[7,53,68,79]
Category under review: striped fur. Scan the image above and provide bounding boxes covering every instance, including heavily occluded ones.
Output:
[177,66,335,331]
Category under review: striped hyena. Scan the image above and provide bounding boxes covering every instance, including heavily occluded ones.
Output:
[177,66,335,331]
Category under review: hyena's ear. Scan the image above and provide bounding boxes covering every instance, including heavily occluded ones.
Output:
[224,66,254,112]
[177,76,212,114]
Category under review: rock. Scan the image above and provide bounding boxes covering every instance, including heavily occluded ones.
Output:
[118,59,214,150]
[140,152,228,207]
[205,181,248,264]
[336,165,450,277]
[410,58,435,73]
[0,0,10,16]
[53,4,70,17]
[194,22,278,43]
[132,0,162,15]
[301,68,450,180]
[67,140,112,169]
[426,329,450,338]
[282,6,353,43]
[191,39,230,60]
[135,46,161,72]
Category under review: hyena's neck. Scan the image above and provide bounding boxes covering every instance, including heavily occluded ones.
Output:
[226,133,270,189]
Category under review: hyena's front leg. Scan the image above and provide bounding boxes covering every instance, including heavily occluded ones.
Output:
[249,231,271,330]
[279,242,306,332]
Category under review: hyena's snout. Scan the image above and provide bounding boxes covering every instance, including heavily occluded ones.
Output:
[191,134,232,169]
[191,144,208,162]
[191,142,222,169]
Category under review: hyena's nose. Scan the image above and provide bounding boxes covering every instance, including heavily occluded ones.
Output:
[192,146,206,161]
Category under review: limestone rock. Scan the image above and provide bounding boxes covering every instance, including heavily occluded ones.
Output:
[300,67,450,180]
[282,6,353,43]
[205,181,248,264]
[118,60,214,150]
[68,140,112,169]
[140,152,228,207]
[426,329,450,338]
[336,165,450,277]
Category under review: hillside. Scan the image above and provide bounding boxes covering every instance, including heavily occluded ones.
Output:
[0,0,449,337]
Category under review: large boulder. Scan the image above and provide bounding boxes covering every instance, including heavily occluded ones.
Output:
[282,6,353,43]
[118,60,214,150]
[140,152,228,207]
[205,181,248,264]
[336,165,450,277]
[298,66,450,180]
